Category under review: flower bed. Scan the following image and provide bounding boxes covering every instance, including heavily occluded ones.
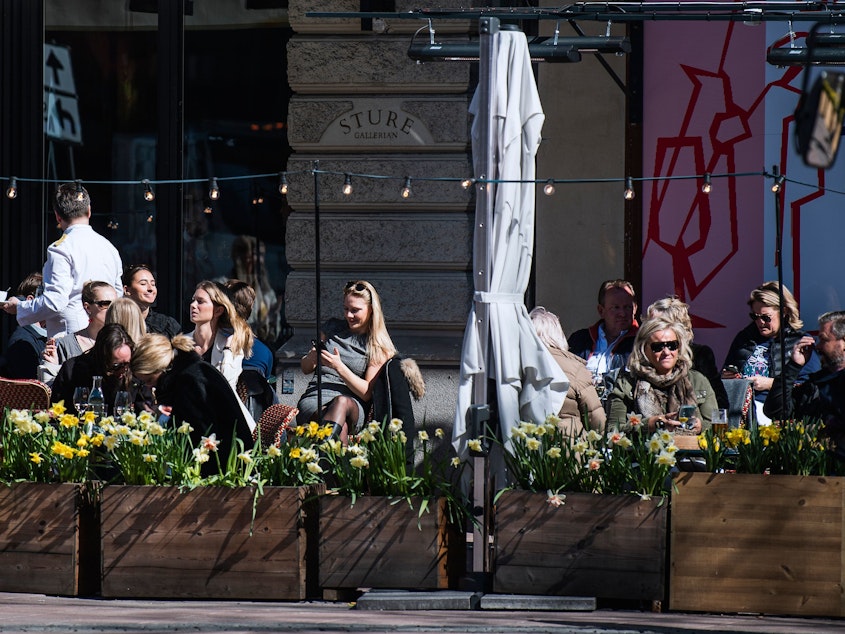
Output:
[670,472,845,617]
[101,484,323,600]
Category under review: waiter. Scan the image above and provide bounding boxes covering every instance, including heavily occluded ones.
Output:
[2,182,123,338]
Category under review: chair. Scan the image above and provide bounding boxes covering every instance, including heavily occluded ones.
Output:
[0,377,51,411]
[722,378,756,430]
[252,403,298,448]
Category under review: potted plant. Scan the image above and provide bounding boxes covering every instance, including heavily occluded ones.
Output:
[0,403,101,596]
[672,418,844,617]
[490,414,675,601]
[99,412,326,600]
[317,417,467,591]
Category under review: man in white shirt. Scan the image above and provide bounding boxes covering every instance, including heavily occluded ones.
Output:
[2,183,123,337]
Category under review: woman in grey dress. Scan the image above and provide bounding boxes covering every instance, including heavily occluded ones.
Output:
[297,280,396,443]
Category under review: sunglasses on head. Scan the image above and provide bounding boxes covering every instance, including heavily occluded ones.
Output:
[345,281,367,293]
[649,340,679,353]
[749,312,773,324]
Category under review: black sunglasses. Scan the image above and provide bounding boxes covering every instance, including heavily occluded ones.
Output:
[107,361,129,373]
[749,312,773,324]
[93,300,112,308]
[649,340,679,353]
[345,281,367,293]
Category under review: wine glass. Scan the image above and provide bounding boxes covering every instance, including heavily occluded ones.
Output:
[72,387,89,415]
[113,391,130,418]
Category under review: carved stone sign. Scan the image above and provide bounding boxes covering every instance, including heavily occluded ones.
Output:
[320,99,435,146]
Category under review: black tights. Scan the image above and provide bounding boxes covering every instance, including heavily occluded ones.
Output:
[321,395,360,445]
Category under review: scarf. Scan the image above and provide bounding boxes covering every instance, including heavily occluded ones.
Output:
[632,362,696,420]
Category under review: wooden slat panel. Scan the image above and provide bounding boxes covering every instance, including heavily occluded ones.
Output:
[318,496,463,590]
[101,485,321,600]
[0,483,82,595]
[493,490,667,600]
[670,473,845,617]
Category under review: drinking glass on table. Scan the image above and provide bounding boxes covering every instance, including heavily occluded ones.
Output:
[678,405,696,430]
[73,387,89,415]
[712,408,728,439]
[113,391,130,418]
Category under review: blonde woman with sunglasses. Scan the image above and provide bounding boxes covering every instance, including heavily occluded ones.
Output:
[298,280,396,443]
[722,281,820,424]
[607,317,717,434]
[40,280,117,386]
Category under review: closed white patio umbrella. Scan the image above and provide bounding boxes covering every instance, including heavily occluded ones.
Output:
[452,24,569,463]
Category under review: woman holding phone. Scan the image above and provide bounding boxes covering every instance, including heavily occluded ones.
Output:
[297,280,396,443]
[606,317,717,434]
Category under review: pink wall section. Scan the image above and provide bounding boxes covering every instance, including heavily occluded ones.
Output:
[642,21,769,364]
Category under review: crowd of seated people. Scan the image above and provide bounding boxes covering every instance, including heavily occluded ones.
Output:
[5,266,844,466]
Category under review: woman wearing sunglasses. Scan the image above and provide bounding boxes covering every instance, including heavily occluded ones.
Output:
[297,280,396,443]
[721,281,820,424]
[40,280,117,386]
[607,317,717,434]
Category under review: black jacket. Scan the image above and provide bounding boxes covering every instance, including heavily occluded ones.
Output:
[691,342,729,410]
[52,350,152,415]
[0,325,46,380]
[156,350,254,470]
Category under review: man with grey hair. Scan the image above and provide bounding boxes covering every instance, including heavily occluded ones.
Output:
[2,183,123,337]
[764,311,845,452]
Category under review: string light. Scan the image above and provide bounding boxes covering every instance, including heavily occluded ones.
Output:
[772,174,785,193]
[142,179,155,202]
[400,177,412,199]
[543,179,556,196]
[701,172,712,195]
[75,180,84,201]
[146,213,154,223]
[5,177,17,199]
[342,174,353,196]
[461,178,474,190]
[278,172,288,195]
[623,176,635,200]
[209,177,220,201]
[203,204,213,214]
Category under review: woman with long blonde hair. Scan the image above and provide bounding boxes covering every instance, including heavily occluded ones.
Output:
[298,280,396,442]
[105,297,147,344]
[186,280,253,390]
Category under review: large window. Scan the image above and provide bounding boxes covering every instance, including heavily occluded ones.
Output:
[45,2,292,347]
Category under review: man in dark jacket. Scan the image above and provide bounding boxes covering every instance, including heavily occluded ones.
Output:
[0,273,47,379]
[568,279,639,390]
[764,311,845,453]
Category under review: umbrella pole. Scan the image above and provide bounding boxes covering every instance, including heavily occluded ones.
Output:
[471,16,499,584]
[314,161,323,418]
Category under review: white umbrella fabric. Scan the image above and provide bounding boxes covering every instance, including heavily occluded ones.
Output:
[452,28,569,461]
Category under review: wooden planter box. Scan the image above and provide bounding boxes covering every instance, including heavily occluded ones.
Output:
[494,490,668,601]
[671,472,845,617]
[319,495,465,591]
[101,485,323,600]
[0,482,99,596]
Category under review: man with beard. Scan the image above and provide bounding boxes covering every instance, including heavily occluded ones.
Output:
[764,311,845,452]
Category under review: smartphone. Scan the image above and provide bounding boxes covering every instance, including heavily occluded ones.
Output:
[724,365,739,375]
[311,339,326,351]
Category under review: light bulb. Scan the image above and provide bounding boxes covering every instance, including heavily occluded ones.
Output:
[771,175,785,193]
[461,178,474,190]
[342,174,353,196]
[142,179,155,202]
[6,177,17,199]
[543,179,555,196]
[701,173,712,195]
[146,213,154,223]
[400,177,412,199]
[623,177,635,201]
[209,177,220,201]
[278,173,288,195]
[75,180,84,201]
[203,204,213,214]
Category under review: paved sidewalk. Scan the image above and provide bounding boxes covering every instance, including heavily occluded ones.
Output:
[0,592,842,634]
